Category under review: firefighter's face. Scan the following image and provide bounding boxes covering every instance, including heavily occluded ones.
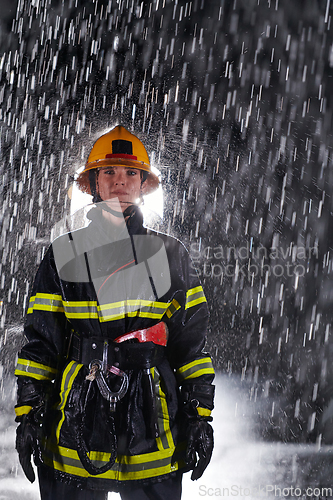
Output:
[97,166,143,209]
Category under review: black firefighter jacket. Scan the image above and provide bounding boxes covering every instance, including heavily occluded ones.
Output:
[15,205,215,490]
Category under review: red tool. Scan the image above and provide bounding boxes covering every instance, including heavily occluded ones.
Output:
[114,322,168,346]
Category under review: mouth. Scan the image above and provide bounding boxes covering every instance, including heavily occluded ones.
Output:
[111,191,128,196]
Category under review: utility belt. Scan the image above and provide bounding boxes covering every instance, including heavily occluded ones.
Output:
[70,334,166,370]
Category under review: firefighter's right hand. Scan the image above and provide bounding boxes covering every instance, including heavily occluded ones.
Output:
[186,418,214,480]
[16,413,40,483]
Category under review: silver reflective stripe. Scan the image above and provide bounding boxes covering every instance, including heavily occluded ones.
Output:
[15,358,58,381]
[185,286,206,310]
[176,357,215,382]
[43,442,179,480]
[27,293,63,314]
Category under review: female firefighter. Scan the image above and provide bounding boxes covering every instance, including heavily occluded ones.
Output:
[14,125,215,500]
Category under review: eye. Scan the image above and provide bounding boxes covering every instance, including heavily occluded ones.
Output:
[127,169,137,176]
[104,168,115,175]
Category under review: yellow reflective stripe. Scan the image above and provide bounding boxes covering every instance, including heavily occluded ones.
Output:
[64,300,97,307]
[43,441,179,480]
[152,368,167,452]
[158,379,174,450]
[177,357,212,374]
[197,407,212,417]
[185,286,206,310]
[151,367,174,452]
[14,369,49,381]
[183,368,215,380]
[65,311,99,319]
[62,299,178,322]
[186,297,207,309]
[99,299,169,310]
[187,286,204,297]
[56,361,83,442]
[27,295,182,322]
[165,299,181,319]
[134,311,161,319]
[116,461,179,481]
[63,300,98,319]
[27,293,63,314]
[99,300,169,322]
[51,459,178,480]
[15,358,57,381]
[33,293,62,300]
[99,311,163,322]
[54,441,176,463]
[15,358,58,373]
[14,370,53,381]
[15,405,32,417]
[176,357,215,382]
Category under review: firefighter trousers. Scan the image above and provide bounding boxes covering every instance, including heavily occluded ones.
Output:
[38,467,182,500]
[118,472,183,499]
[38,467,107,500]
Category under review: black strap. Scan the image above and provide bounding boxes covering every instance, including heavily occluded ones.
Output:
[76,380,117,475]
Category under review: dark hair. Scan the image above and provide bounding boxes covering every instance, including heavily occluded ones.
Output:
[140,170,149,184]
[89,169,102,203]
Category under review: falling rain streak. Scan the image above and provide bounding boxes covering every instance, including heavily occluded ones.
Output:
[1,0,333,483]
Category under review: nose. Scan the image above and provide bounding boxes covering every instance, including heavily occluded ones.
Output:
[114,171,126,185]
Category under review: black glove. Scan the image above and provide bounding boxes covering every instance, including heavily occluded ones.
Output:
[186,418,214,480]
[15,378,47,483]
[16,408,43,483]
[181,383,215,480]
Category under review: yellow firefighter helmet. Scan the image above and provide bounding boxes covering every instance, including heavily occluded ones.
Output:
[76,125,160,195]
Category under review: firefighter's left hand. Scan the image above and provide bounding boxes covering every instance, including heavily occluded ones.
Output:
[16,411,43,483]
[16,414,38,483]
[185,419,214,480]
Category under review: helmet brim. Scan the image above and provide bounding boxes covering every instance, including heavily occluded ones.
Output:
[76,163,160,196]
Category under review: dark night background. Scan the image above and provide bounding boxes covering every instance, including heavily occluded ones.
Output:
[1,0,333,459]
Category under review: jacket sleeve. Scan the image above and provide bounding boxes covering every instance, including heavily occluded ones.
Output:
[165,239,215,418]
[14,246,68,419]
